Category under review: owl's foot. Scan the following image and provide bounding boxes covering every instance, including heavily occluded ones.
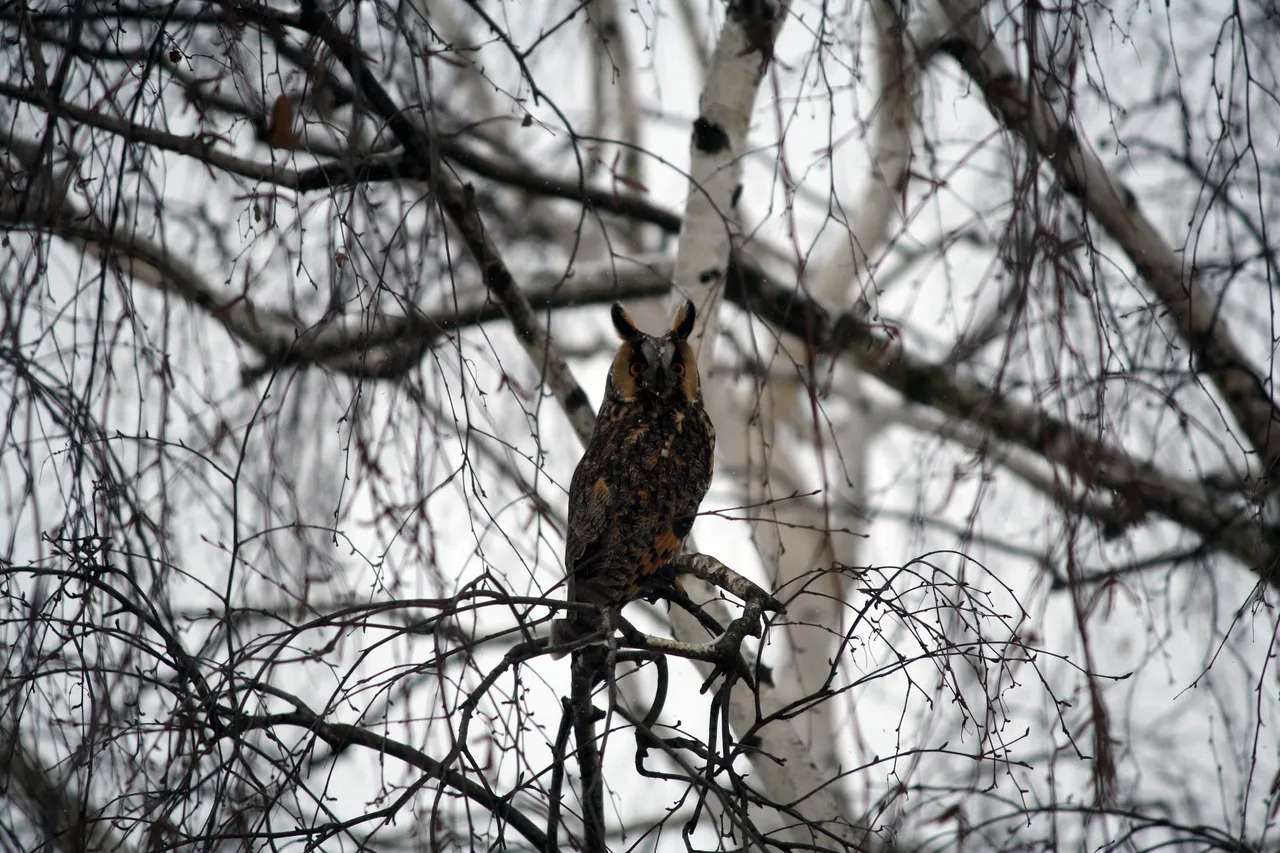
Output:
[617,553,784,690]
[651,587,776,688]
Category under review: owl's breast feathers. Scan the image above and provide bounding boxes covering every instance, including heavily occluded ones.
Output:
[564,398,714,608]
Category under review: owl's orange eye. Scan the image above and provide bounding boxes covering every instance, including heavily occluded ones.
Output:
[629,362,645,377]
[672,362,686,376]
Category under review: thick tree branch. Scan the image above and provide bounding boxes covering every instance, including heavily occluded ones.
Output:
[730,252,1280,580]
[935,0,1280,492]
[765,0,917,782]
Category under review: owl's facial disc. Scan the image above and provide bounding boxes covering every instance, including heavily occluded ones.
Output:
[631,339,683,397]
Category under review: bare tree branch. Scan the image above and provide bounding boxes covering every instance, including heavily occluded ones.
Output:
[0,722,132,853]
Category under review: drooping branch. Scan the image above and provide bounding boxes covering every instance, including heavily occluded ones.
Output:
[761,0,920,782]
[810,0,918,309]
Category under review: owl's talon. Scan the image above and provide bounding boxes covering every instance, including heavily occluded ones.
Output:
[698,647,756,694]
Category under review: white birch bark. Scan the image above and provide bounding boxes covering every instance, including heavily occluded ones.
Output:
[755,0,920,780]
[673,1,787,355]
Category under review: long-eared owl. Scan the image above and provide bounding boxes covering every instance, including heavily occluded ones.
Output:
[550,301,715,656]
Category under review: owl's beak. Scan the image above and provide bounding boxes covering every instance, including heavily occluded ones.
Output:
[649,370,671,394]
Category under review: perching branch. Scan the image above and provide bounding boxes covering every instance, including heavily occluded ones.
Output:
[615,552,783,689]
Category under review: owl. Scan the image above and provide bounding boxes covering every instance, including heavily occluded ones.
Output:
[550,300,715,657]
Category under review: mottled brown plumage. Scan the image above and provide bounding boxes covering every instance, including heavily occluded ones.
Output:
[550,301,715,657]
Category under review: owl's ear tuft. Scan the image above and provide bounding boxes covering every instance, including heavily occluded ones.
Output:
[611,303,640,340]
[671,300,696,341]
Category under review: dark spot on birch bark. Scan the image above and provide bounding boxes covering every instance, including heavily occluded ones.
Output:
[693,117,730,153]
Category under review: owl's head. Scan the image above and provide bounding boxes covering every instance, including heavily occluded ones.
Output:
[606,300,701,404]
